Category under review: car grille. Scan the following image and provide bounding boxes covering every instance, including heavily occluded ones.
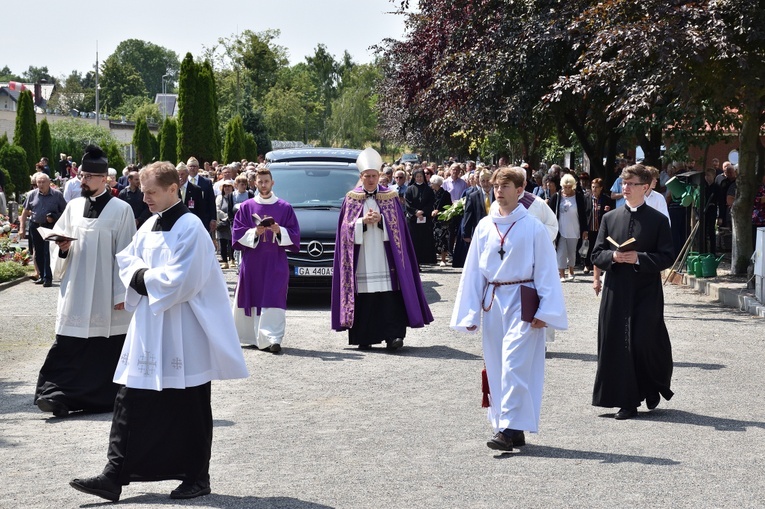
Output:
[290,240,336,264]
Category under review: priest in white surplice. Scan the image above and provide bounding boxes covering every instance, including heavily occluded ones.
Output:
[35,144,136,418]
[451,167,568,452]
[69,162,248,503]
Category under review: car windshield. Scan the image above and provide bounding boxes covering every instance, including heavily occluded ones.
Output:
[270,166,360,207]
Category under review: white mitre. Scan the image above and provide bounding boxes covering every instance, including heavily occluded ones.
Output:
[356,147,383,173]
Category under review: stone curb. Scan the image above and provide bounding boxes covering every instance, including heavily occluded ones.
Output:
[680,273,765,317]
[0,275,29,292]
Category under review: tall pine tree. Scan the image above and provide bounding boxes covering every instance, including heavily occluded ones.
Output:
[223,115,246,163]
[159,117,178,163]
[177,53,198,162]
[37,118,53,173]
[133,117,153,165]
[13,90,39,174]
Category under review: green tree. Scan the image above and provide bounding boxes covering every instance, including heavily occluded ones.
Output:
[223,115,246,163]
[0,65,21,82]
[48,70,95,113]
[0,133,8,150]
[133,117,153,165]
[13,90,38,174]
[326,64,380,147]
[177,56,220,163]
[243,132,259,161]
[49,118,119,164]
[37,118,54,172]
[177,53,199,162]
[105,142,127,171]
[21,66,54,84]
[99,55,147,113]
[0,144,28,201]
[110,39,180,98]
[263,85,306,141]
[159,117,178,163]
[244,109,272,156]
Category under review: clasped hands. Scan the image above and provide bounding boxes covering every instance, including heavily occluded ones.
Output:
[612,250,638,264]
[363,210,381,225]
[256,223,280,236]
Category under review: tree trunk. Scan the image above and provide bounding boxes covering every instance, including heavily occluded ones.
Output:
[730,97,760,274]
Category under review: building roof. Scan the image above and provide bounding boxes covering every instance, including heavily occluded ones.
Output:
[154,93,178,118]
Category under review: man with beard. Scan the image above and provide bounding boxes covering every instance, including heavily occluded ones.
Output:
[34,145,136,417]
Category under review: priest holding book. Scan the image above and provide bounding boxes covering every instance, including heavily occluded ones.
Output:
[591,164,675,420]
[232,167,300,352]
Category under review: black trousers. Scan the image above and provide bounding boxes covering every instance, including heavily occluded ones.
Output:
[30,222,52,282]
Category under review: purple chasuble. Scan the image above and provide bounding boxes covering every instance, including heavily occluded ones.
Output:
[331,185,433,330]
[232,197,300,316]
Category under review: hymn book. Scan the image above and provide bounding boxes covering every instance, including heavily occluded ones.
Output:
[606,236,636,252]
[36,226,77,242]
[252,213,275,228]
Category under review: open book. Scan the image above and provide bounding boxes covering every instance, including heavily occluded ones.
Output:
[36,226,77,242]
[252,213,275,228]
[607,236,636,252]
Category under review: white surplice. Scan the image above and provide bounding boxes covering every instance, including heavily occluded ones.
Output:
[50,196,136,338]
[115,213,249,390]
[354,195,392,294]
[451,205,568,433]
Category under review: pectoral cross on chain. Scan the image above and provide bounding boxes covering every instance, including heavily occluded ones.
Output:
[498,247,506,260]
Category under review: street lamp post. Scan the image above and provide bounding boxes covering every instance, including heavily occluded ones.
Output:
[161,74,170,122]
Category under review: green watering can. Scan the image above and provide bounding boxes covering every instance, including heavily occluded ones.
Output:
[686,252,699,273]
[698,254,725,278]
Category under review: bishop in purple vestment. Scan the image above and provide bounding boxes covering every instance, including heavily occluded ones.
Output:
[331,148,433,350]
[232,168,300,353]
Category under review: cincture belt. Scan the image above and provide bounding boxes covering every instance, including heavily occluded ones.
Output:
[482,279,534,312]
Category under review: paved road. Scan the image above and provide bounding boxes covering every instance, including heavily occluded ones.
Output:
[1,266,763,508]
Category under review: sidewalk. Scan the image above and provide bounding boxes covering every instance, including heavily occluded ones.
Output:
[667,256,765,318]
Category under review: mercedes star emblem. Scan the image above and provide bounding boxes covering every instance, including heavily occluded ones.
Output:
[307,240,324,258]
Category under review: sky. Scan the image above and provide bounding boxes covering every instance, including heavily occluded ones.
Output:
[4,0,413,80]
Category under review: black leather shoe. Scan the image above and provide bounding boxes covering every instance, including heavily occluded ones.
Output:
[646,393,660,410]
[69,475,121,502]
[36,397,69,417]
[268,343,282,353]
[43,280,52,287]
[487,432,513,451]
[170,480,211,499]
[386,338,404,351]
[33,278,44,284]
[614,407,638,420]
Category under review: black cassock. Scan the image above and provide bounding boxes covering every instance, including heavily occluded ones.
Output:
[591,203,675,409]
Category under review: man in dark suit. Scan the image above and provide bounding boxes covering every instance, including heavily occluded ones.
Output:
[461,170,495,243]
[176,163,205,225]
[185,157,216,234]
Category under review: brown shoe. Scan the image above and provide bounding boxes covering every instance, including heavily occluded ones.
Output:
[487,432,513,451]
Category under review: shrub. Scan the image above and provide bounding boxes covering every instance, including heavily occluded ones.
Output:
[0,260,27,283]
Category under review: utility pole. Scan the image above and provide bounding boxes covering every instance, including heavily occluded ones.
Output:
[95,42,100,126]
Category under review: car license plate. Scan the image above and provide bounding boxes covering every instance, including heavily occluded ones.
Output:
[295,266,333,276]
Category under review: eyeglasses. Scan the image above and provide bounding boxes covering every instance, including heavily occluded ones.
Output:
[81,173,105,181]
[622,181,648,188]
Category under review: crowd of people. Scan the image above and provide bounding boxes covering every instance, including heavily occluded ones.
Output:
[6,144,764,502]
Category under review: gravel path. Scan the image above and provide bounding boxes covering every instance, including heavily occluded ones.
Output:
[1,266,763,508]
